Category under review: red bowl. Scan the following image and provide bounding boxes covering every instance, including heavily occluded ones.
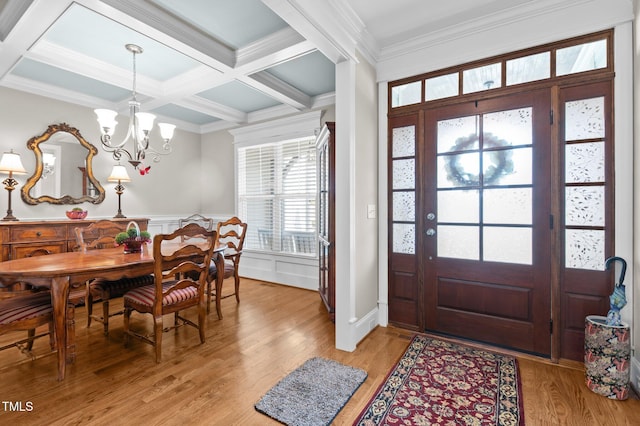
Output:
[66,210,88,220]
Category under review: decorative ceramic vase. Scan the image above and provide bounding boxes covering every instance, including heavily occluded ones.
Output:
[584,315,630,400]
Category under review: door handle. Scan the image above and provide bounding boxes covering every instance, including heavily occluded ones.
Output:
[426,228,436,236]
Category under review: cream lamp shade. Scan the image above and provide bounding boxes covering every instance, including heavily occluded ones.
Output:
[107,164,132,182]
[0,150,27,174]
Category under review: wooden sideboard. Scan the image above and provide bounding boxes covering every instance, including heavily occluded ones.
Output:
[0,218,149,302]
[0,218,149,261]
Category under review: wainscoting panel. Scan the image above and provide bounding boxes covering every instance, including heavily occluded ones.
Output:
[147,215,318,291]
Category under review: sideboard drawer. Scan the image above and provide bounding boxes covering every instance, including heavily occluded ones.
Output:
[10,225,67,242]
[12,242,67,260]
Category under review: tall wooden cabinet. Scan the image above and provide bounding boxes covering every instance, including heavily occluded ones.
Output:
[317,122,335,320]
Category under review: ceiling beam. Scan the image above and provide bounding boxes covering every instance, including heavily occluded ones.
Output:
[0,0,72,79]
[81,0,234,71]
[262,0,360,64]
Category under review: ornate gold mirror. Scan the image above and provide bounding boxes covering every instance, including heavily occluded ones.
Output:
[21,123,105,205]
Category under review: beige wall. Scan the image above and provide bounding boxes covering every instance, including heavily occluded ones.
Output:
[200,129,235,216]
[0,87,202,220]
[354,53,379,319]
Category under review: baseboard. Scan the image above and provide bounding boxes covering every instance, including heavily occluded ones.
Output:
[351,306,380,345]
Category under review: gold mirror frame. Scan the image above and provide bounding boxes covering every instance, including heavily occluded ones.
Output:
[21,123,106,205]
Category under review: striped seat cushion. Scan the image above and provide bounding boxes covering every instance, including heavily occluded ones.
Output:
[90,275,155,298]
[208,260,235,278]
[123,281,199,308]
[0,292,53,325]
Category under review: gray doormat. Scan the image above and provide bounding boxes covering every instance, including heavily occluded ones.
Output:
[255,357,367,426]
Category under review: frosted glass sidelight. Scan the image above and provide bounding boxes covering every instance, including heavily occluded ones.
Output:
[392,159,415,190]
[484,188,532,224]
[437,225,479,260]
[463,63,502,94]
[565,142,605,183]
[437,116,479,154]
[557,39,607,76]
[437,190,479,223]
[484,227,532,264]
[506,52,550,85]
[391,81,421,107]
[393,223,415,254]
[438,152,479,188]
[392,126,416,158]
[565,97,605,140]
[565,186,604,226]
[566,229,605,270]
[483,147,532,186]
[393,192,415,222]
[483,108,532,146]
[425,73,459,101]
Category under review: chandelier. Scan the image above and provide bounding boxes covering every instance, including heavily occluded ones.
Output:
[95,44,176,172]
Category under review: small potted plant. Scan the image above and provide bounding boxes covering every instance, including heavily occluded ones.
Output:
[115,221,151,253]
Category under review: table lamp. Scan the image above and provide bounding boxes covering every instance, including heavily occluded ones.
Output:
[0,150,27,221]
[107,164,131,218]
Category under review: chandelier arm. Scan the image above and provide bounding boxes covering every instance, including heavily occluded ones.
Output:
[99,137,134,163]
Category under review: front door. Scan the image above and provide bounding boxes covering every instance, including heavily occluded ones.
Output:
[423,89,552,355]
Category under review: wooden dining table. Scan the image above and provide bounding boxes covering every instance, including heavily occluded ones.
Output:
[0,242,224,380]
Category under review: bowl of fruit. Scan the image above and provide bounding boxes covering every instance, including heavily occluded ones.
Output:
[66,207,88,220]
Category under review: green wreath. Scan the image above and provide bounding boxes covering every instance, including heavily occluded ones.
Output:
[443,133,514,187]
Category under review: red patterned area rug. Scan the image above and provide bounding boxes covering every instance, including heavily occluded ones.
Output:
[354,334,525,425]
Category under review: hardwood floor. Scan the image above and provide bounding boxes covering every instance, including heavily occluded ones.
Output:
[0,278,638,425]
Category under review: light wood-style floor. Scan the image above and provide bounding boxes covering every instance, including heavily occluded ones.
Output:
[1,278,638,425]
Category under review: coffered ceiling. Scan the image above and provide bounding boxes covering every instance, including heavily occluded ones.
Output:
[0,0,599,134]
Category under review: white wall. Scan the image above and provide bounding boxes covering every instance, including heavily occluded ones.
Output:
[633,0,640,393]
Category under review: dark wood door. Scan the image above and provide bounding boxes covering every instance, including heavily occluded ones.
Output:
[423,90,552,356]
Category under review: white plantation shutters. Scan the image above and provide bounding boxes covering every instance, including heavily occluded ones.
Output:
[237,137,317,256]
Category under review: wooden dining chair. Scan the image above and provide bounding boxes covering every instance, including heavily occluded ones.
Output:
[205,216,247,317]
[0,290,75,362]
[122,223,216,362]
[178,214,214,241]
[75,220,154,335]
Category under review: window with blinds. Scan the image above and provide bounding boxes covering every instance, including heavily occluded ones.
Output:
[237,137,317,256]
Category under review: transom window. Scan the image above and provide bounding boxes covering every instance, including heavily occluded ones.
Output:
[390,30,611,108]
